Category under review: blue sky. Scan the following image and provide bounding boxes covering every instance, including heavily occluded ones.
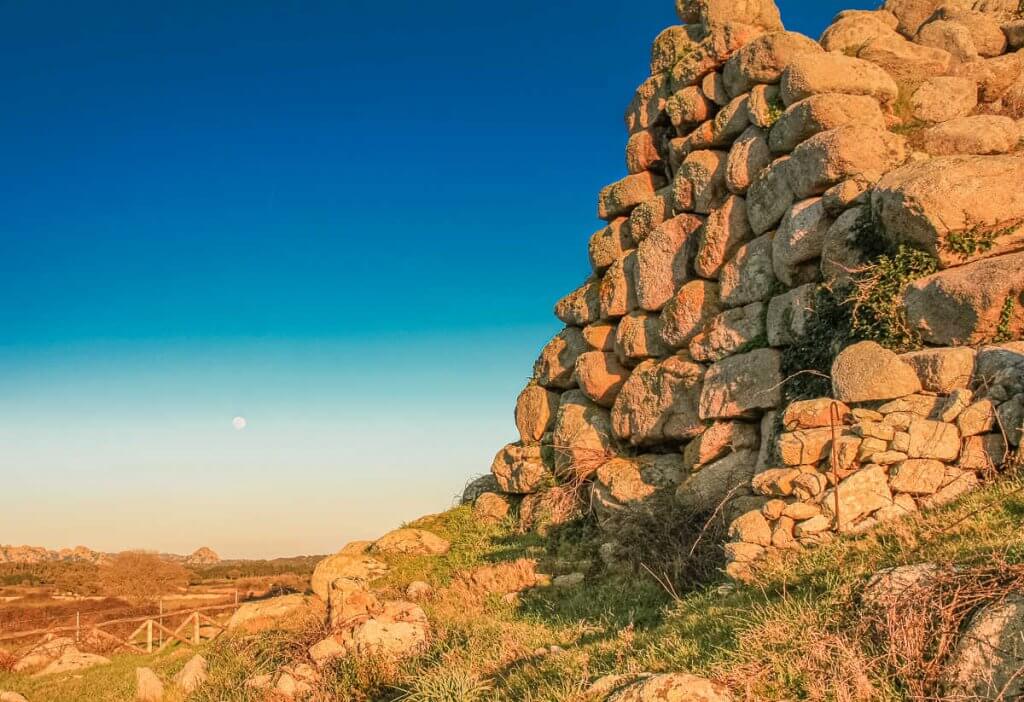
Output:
[0,1,869,558]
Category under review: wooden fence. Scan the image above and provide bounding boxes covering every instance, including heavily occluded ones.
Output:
[0,600,243,654]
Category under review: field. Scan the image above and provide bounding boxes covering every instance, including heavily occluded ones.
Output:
[2,475,1023,701]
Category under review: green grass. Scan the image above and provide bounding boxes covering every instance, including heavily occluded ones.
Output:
[5,477,1024,700]
[0,647,195,702]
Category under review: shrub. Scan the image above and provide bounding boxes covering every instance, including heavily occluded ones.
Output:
[99,551,189,603]
[847,245,939,352]
[601,491,728,596]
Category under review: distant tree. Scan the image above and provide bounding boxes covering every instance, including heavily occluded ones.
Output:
[99,551,188,602]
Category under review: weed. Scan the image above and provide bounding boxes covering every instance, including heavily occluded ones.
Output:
[944,227,998,259]
[995,296,1017,343]
[847,245,939,353]
[780,287,854,402]
[765,94,785,127]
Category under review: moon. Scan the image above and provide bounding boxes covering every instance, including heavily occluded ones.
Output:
[232,416,248,431]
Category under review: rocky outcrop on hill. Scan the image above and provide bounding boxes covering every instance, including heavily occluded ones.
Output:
[185,547,220,566]
[0,545,105,565]
[469,0,1024,596]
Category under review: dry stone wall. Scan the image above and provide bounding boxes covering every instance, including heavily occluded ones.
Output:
[473,0,1024,577]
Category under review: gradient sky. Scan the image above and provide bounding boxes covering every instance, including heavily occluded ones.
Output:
[1,0,872,559]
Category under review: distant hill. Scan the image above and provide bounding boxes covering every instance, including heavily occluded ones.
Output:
[0,544,221,567]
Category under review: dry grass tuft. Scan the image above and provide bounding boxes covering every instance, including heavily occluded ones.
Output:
[858,558,1024,700]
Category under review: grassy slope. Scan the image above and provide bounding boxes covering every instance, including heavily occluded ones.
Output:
[3,477,1023,701]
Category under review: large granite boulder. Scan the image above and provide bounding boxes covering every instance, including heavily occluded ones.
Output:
[722,31,824,97]
[553,390,615,479]
[575,351,631,408]
[227,594,326,634]
[944,595,1024,701]
[311,553,388,601]
[904,252,1024,345]
[534,327,589,389]
[515,384,559,444]
[785,126,907,199]
[492,443,550,493]
[779,53,899,106]
[699,348,783,419]
[592,454,687,521]
[832,341,923,403]
[611,355,706,446]
[872,156,1024,268]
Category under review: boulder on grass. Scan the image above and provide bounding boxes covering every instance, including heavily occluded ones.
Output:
[311,554,388,601]
[135,668,164,702]
[606,671,733,701]
[373,528,450,556]
[492,442,550,494]
[944,595,1024,701]
[228,594,327,634]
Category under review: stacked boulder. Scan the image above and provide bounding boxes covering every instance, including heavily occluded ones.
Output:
[477,0,1024,571]
[726,340,1022,578]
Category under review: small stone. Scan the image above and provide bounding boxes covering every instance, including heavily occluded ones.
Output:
[792,472,828,500]
[879,394,941,418]
[858,437,889,462]
[762,499,786,520]
[855,421,896,441]
[883,412,916,431]
[405,581,433,600]
[939,388,974,423]
[777,427,835,466]
[958,399,997,437]
[892,431,911,453]
[890,458,945,495]
[919,469,980,509]
[552,572,585,588]
[783,502,821,520]
[960,433,1008,472]
[772,516,798,548]
[729,510,772,546]
[821,464,894,532]
[752,467,802,497]
[783,398,851,431]
[794,514,832,537]
[907,419,961,461]
[852,408,884,423]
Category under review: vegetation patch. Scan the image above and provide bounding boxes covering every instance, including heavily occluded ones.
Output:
[847,244,939,352]
[780,286,854,402]
[4,478,1024,700]
[995,295,1018,343]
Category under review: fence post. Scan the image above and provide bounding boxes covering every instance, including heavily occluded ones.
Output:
[75,612,80,643]
[158,599,163,649]
[146,619,153,654]
[193,612,200,644]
